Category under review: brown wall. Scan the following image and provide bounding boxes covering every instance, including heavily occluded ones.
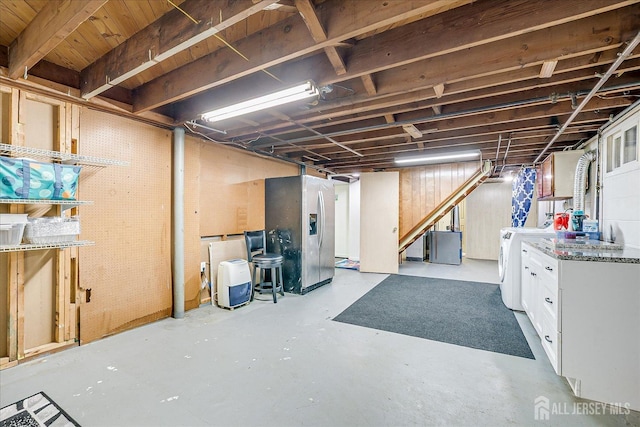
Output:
[398,162,479,236]
[75,110,298,343]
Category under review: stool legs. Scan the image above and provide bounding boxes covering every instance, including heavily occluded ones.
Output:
[270,267,277,303]
[251,263,284,303]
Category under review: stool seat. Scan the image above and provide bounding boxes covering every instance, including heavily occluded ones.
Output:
[244,230,285,303]
[252,253,283,267]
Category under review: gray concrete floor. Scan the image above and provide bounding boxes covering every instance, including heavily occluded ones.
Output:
[1,258,638,426]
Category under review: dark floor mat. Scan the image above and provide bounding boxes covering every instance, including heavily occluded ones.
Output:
[333,274,534,359]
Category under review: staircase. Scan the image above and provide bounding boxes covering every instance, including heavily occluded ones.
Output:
[398,160,492,254]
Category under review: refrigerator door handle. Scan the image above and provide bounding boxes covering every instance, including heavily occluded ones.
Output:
[318,191,325,248]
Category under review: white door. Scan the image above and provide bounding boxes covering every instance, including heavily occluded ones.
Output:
[334,183,349,258]
[359,172,399,274]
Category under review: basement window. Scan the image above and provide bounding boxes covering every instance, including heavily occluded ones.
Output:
[606,133,621,172]
[624,125,637,164]
[606,125,638,173]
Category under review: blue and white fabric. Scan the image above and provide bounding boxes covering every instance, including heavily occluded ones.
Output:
[511,167,536,227]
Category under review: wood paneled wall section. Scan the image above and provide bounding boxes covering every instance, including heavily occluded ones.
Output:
[78,108,173,343]
[198,142,298,236]
[398,162,479,236]
[1,88,303,347]
[184,135,201,311]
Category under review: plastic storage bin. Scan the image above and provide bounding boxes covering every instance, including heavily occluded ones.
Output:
[24,217,80,244]
[0,213,28,245]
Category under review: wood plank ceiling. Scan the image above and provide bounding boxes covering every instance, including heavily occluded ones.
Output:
[1,0,639,177]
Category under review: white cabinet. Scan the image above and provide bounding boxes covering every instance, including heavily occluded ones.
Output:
[522,242,640,411]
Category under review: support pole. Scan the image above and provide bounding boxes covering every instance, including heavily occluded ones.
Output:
[172,127,185,319]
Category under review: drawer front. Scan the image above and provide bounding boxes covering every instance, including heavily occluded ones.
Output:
[541,310,561,375]
[541,256,558,284]
[541,277,559,323]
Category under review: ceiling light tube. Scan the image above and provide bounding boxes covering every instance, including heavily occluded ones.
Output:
[395,150,480,165]
[202,81,319,123]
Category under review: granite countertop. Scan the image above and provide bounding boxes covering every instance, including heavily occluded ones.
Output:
[525,239,640,264]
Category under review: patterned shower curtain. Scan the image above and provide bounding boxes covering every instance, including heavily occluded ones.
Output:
[511,167,536,227]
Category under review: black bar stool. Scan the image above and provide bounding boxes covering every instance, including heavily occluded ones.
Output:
[244,230,284,303]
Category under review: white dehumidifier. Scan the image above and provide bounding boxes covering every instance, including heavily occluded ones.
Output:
[217,259,252,309]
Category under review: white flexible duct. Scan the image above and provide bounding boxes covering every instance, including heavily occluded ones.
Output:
[573,150,596,212]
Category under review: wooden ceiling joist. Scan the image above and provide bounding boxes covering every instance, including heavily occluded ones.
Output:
[8,0,107,80]
[132,0,472,112]
[80,0,280,99]
[294,0,347,75]
[2,0,639,174]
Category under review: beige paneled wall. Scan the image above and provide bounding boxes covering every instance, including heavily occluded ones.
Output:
[78,108,173,343]
[198,142,298,236]
[0,86,304,350]
[465,181,512,260]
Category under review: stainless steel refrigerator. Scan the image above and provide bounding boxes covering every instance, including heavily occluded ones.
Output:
[265,175,335,294]
[427,231,462,265]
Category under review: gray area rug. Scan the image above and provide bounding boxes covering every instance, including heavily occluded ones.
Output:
[0,391,80,427]
[333,274,534,359]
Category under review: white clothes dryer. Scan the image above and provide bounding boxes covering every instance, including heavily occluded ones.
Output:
[499,227,555,310]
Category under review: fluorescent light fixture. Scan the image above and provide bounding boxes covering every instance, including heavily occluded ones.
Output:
[402,124,422,139]
[539,60,558,78]
[395,150,481,165]
[201,81,319,122]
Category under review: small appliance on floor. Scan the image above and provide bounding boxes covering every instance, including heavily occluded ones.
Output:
[217,259,252,309]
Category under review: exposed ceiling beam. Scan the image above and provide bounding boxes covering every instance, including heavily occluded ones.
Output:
[172,3,638,124]
[264,7,637,103]
[249,91,631,149]
[217,54,640,141]
[80,0,279,99]
[132,0,472,112]
[294,0,347,75]
[8,0,107,80]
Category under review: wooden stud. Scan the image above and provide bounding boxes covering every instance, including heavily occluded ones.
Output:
[361,74,377,96]
[433,83,445,98]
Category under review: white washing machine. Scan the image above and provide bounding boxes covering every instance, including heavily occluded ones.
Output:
[499,227,555,310]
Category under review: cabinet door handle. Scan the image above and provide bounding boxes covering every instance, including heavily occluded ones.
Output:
[545,266,553,272]
[544,297,553,304]
[531,272,537,277]
[522,249,527,253]
[544,335,553,343]
[524,266,529,270]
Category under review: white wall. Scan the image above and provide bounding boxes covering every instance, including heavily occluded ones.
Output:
[600,103,640,248]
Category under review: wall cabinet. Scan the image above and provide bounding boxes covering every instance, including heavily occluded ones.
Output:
[536,150,584,200]
[521,242,640,411]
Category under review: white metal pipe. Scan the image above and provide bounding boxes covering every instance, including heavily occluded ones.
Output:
[534,30,640,164]
[172,127,185,319]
